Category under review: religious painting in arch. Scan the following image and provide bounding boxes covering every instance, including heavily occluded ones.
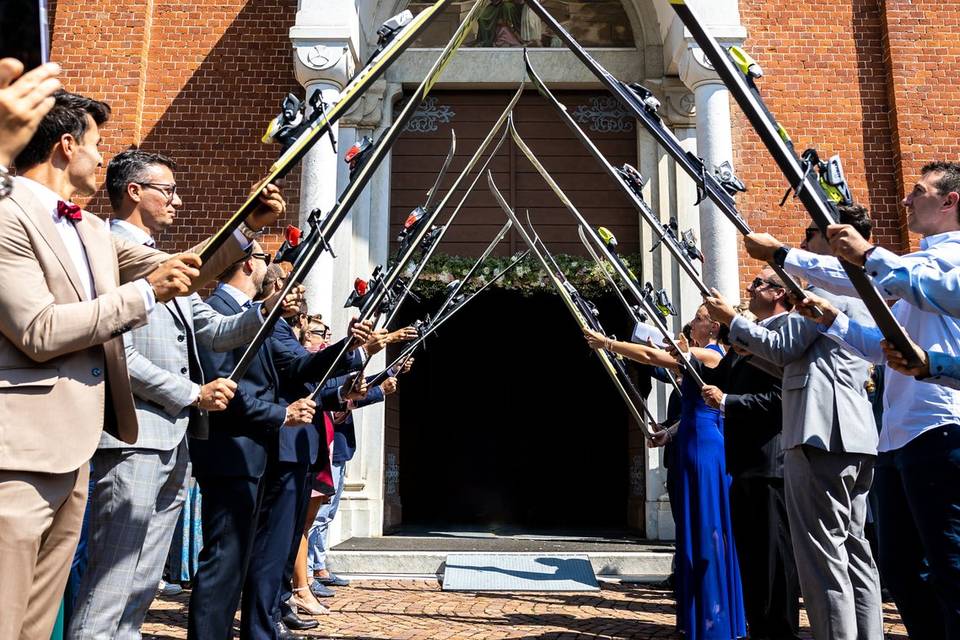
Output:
[410,0,634,48]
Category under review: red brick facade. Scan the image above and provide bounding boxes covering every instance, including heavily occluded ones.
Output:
[46,0,960,279]
[48,0,302,251]
[733,0,960,287]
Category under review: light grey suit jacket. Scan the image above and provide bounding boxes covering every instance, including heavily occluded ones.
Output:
[99,222,264,451]
[729,286,878,456]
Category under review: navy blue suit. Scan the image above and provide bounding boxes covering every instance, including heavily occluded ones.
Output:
[187,288,353,640]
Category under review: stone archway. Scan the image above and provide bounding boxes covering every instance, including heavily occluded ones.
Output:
[287,0,747,544]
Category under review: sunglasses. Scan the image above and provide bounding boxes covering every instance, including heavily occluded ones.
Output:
[232,251,272,267]
[306,327,330,338]
[804,227,821,242]
[750,276,784,291]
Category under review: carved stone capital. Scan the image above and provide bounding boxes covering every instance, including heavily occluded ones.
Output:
[290,0,361,90]
[677,46,719,92]
[341,78,389,129]
[662,81,696,127]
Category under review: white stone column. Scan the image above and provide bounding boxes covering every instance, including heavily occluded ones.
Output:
[678,48,740,302]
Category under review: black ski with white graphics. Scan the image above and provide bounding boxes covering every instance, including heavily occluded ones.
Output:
[506,118,706,388]
[524,51,709,297]
[227,0,485,381]
[519,4,812,310]
[488,174,658,437]
[576,225,683,399]
[369,245,530,386]
[299,80,524,395]
[667,0,921,367]
[199,0,454,261]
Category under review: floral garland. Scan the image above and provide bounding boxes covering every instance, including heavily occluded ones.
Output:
[402,251,646,298]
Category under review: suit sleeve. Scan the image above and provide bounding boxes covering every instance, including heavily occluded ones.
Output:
[724,388,782,426]
[729,313,822,367]
[201,297,287,430]
[0,211,149,362]
[112,231,245,294]
[190,294,264,352]
[123,327,195,416]
[273,337,360,384]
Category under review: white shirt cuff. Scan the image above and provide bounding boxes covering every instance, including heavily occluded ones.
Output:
[188,383,201,408]
[134,278,156,313]
[822,309,850,340]
[719,393,727,414]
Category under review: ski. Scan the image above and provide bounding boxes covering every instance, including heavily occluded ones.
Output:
[300,79,524,394]
[667,0,921,367]
[228,0,484,381]
[198,0,452,261]
[505,114,707,388]
[382,109,515,329]
[576,225,683,399]
[368,247,530,386]
[523,51,709,297]
[520,3,812,310]
[488,174,657,437]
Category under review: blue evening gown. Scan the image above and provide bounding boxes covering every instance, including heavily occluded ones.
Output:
[674,344,746,639]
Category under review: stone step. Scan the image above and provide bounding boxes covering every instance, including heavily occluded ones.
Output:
[326,537,674,583]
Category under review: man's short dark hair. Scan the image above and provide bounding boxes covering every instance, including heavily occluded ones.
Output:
[14,90,111,171]
[106,148,177,210]
[837,203,872,242]
[921,161,960,221]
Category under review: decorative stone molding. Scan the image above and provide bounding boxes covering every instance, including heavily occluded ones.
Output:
[677,46,720,91]
[663,84,697,127]
[385,451,400,497]
[341,77,389,129]
[403,96,456,133]
[572,96,634,133]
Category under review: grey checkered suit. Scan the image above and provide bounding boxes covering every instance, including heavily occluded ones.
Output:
[70,221,264,639]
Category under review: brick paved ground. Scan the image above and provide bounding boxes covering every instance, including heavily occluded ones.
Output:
[143,580,907,639]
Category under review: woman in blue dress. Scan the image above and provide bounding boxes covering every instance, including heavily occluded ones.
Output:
[584,304,746,640]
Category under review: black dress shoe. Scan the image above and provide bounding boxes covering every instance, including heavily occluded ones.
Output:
[275,620,296,640]
[282,609,320,631]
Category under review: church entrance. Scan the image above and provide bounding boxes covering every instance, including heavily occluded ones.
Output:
[383,90,647,535]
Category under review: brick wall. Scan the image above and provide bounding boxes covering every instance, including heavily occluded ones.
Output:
[732,0,960,288]
[46,0,960,275]
[48,0,302,254]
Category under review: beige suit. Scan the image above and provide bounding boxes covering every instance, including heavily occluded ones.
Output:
[0,180,243,639]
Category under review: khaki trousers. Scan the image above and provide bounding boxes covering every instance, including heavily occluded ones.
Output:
[0,464,89,640]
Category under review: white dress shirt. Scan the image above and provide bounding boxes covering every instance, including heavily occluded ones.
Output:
[783,234,960,451]
[16,176,155,310]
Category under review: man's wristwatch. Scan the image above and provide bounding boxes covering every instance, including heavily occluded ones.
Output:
[772,245,790,268]
[238,221,263,242]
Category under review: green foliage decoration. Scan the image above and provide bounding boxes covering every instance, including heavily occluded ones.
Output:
[397,251,647,299]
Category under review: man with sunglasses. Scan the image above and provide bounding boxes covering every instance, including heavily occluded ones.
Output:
[703,204,882,640]
[752,165,960,638]
[71,148,304,639]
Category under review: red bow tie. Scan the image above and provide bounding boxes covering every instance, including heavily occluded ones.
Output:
[57,200,82,222]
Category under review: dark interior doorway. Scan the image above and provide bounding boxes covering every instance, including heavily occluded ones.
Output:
[391,287,636,531]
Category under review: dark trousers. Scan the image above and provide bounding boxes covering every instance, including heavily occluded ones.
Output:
[278,466,313,618]
[240,461,301,639]
[874,425,960,640]
[187,474,264,640]
[729,475,800,640]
